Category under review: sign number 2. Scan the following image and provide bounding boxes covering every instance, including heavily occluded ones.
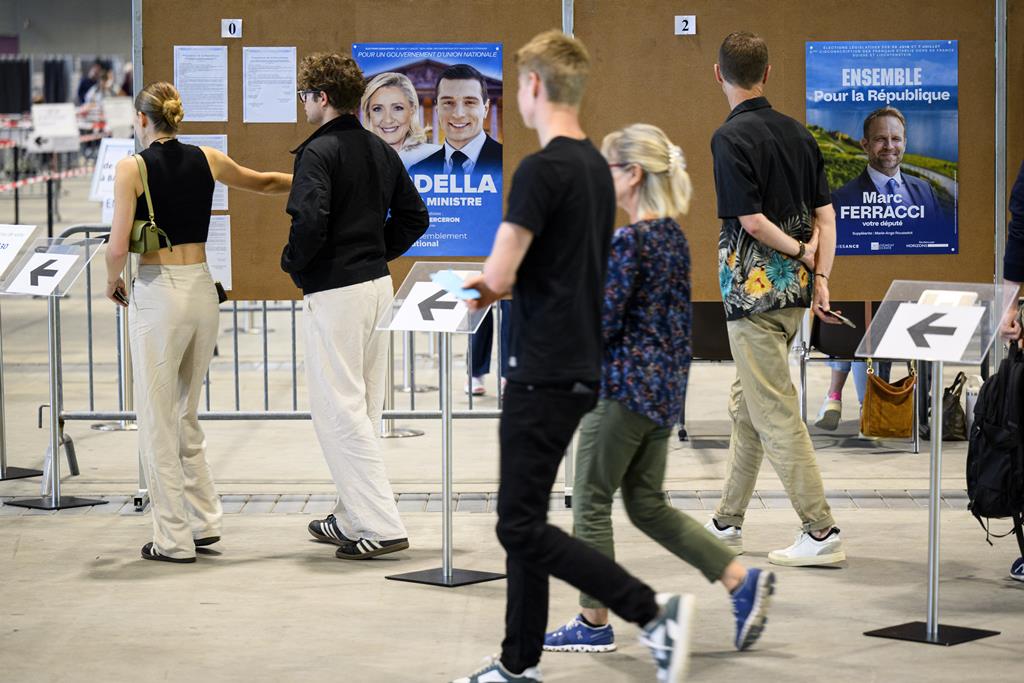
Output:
[674,15,697,36]
[221,19,242,38]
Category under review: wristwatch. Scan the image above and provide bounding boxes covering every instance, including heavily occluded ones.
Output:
[794,241,806,260]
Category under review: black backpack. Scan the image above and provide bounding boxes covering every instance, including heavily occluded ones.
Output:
[966,344,1024,556]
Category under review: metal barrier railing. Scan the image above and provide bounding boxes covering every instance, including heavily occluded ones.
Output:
[9,225,504,512]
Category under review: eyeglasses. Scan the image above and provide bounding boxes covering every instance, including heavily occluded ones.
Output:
[608,162,632,170]
[297,89,324,103]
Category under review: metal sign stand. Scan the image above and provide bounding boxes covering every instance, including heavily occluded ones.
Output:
[859,280,1014,646]
[6,296,105,510]
[386,332,504,587]
[4,236,107,510]
[0,302,41,480]
[864,360,999,645]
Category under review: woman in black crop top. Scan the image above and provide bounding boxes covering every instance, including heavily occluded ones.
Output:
[105,82,292,564]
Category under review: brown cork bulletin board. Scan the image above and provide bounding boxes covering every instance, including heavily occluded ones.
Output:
[141,0,562,300]
[576,0,998,302]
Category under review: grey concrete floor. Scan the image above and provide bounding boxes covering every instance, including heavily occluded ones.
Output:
[0,178,1021,681]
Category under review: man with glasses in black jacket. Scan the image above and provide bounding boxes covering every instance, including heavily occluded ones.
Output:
[283,52,429,561]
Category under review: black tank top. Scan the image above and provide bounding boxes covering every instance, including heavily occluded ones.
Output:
[134,140,215,245]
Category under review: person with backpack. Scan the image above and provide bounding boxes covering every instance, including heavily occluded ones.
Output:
[996,159,1024,581]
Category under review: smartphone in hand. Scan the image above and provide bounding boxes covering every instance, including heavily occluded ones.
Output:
[113,288,129,306]
[817,305,855,328]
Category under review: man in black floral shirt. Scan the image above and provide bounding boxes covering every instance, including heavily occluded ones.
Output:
[705,31,847,568]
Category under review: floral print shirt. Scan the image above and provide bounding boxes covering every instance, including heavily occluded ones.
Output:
[601,217,691,428]
[717,208,813,321]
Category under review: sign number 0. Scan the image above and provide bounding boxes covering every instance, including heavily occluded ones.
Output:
[221,19,242,38]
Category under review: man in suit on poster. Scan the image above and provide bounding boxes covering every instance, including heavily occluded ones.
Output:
[410,63,502,178]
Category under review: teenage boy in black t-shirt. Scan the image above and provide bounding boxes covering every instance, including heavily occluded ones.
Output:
[451,31,691,683]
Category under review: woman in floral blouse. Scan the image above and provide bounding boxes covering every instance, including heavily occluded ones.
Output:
[543,124,774,655]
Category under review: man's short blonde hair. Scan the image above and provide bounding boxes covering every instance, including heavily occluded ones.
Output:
[515,30,591,105]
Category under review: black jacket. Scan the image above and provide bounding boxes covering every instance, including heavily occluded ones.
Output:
[1007,160,1024,282]
[409,135,503,177]
[281,114,429,294]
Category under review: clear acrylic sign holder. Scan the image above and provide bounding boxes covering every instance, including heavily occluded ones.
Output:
[858,280,1017,646]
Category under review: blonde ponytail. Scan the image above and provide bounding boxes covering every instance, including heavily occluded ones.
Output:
[601,123,692,219]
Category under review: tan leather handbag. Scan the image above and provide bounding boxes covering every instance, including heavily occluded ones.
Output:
[861,359,916,438]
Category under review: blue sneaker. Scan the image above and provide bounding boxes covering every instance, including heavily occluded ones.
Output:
[543,615,616,653]
[731,568,775,651]
[1011,557,1024,582]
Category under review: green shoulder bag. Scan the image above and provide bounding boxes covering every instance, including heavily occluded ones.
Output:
[129,155,173,254]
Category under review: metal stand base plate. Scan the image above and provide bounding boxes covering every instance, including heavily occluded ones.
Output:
[865,621,1000,646]
[381,428,425,439]
[400,385,437,393]
[0,466,43,480]
[386,567,505,587]
[5,496,107,511]
[91,422,138,432]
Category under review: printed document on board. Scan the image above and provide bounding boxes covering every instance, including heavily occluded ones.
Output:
[206,215,232,290]
[177,135,229,210]
[174,46,228,122]
[243,47,297,123]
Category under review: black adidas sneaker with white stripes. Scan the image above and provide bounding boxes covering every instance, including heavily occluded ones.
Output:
[307,514,353,546]
[335,537,409,560]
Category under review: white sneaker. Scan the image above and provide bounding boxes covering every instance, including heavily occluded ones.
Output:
[814,398,842,430]
[451,655,542,683]
[704,519,744,554]
[465,376,486,396]
[768,528,846,567]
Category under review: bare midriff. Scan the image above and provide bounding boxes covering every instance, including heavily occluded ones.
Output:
[139,242,206,265]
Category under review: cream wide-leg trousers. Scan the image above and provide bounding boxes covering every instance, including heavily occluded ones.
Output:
[129,263,223,559]
[303,276,407,542]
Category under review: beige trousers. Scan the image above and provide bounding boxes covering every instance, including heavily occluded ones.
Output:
[715,307,836,533]
[129,263,223,559]
[303,276,406,541]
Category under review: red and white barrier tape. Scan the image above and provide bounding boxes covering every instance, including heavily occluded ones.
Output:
[0,164,95,193]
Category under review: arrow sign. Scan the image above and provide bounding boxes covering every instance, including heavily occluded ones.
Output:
[30,258,58,286]
[907,313,957,348]
[419,289,458,321]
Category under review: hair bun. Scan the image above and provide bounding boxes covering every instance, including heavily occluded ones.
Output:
[162,98,184,126]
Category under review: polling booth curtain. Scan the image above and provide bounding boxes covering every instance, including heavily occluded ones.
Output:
[0,60,31,114]
[43,59,70,103]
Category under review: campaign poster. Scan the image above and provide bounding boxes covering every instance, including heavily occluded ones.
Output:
[806,40,958,255]
[353,43,503,257]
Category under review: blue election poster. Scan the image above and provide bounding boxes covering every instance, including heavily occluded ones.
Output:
[806,41,958,255]
[353,43,503,257]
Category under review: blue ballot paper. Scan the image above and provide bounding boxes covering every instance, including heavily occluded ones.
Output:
[430,269,481,300]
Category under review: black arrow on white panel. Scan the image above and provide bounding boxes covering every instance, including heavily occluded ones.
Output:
[907,313,957,348]
[418,289,458,321]
[29,259,59,287]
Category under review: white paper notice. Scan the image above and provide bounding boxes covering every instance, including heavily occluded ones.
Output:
[102,96,135,137]
[0,225,38,277]
[90,138,137,202]
[31,103,79,138]
[174,46,228,122]
[243,47,297,123]
[206,215,232,290]
[178,134,229,210]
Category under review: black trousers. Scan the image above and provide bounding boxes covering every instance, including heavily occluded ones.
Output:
[497,382,659,673]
